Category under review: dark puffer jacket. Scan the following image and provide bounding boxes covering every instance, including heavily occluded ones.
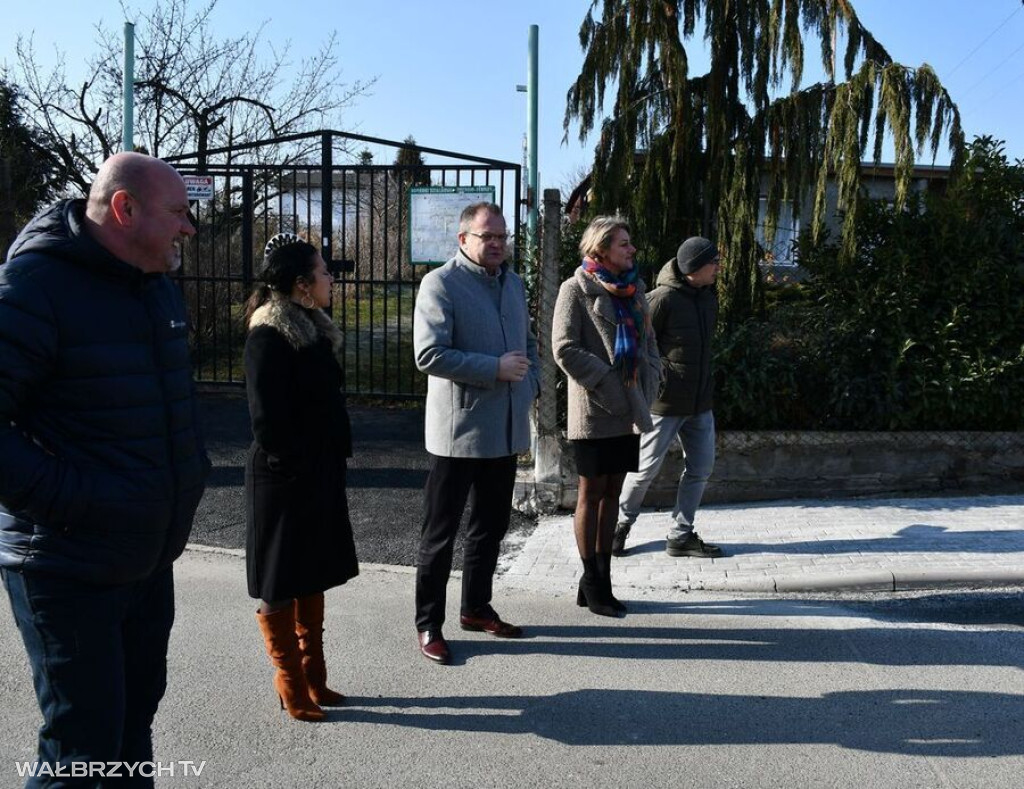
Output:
[648,258,718,416]
[0,200,209,585]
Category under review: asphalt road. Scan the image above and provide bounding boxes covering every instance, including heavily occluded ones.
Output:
[191,391,536,566]
[2,551,1022,788]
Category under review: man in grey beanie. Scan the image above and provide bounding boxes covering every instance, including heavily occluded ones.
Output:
[614,236,723,558]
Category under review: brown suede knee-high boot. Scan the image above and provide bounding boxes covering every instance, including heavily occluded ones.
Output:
[294,593,345,706]
[256,607,326,722]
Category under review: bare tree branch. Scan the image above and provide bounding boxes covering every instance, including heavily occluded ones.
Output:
[5,0,375,192]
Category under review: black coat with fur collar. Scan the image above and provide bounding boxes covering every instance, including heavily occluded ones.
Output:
[243,297,358,600]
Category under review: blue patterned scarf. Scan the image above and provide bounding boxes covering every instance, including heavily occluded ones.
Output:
[581,257,646,386]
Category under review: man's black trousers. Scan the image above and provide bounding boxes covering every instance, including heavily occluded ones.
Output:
[415,454,517,631]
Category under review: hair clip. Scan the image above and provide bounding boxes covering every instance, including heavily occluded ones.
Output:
[264,232,302,257]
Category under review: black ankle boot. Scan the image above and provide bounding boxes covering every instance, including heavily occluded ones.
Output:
[577,556,622,618]
[595,552,626,613]
[611,524,631,556]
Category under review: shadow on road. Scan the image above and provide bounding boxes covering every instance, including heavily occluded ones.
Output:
[335,686,1022,755]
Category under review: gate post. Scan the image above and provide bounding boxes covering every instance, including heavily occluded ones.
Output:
[320,132,334,316]
[241,170,254,289]
[0,156,14,260]
[531,187,564,512]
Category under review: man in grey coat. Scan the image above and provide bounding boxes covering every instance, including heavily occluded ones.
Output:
[412,202,540,664]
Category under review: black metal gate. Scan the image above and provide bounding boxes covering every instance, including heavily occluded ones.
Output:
[166,130,522,399]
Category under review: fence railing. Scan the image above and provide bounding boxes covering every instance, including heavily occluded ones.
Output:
[168,131,522,399]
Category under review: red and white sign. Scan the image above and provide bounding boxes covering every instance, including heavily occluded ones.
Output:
[183,175,214,201]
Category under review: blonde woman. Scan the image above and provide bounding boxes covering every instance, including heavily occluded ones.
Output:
[552,216,661,617]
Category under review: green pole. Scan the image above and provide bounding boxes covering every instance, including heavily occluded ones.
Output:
[526,25,539,250]
[123,22,134,152]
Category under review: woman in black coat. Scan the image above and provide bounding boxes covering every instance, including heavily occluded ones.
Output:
[245,233,358,722]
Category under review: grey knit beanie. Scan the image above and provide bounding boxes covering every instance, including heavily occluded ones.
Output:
[675,237,718,275]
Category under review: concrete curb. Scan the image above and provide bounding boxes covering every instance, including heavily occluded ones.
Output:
[765,568,1024,593]
[184,543,427,577]
[497,568,1024,596]
[189,492,1024,596]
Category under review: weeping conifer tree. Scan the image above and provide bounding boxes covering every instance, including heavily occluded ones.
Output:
[564,0,965,326]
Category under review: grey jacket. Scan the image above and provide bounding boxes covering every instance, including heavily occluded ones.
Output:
[552,267,661,440]
[414,251,540,458]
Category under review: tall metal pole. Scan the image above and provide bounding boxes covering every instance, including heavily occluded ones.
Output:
[526,25,539,251]
[321,132,334,317]
[122,22,135,152]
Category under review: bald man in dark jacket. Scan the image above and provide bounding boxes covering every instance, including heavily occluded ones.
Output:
[0,152,208,784]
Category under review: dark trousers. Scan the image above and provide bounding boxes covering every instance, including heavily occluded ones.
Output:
[415,454,517,631]
[1,566,175,788]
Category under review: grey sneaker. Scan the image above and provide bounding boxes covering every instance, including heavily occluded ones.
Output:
[665,532,724,558]
[611,524,631,556]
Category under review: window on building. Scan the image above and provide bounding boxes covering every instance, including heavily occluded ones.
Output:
[755,198,799,267]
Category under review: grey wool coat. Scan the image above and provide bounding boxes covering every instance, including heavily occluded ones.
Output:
[414,251,540,458]
[552,267,661,440]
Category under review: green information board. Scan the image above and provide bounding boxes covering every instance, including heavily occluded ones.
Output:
[408,186,496,265]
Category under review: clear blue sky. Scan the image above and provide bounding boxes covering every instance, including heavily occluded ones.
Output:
[2,0,1022,192]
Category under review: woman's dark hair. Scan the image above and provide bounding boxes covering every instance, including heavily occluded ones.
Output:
[244,234,319,325]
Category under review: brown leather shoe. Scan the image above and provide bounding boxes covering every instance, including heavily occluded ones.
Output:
[459,611,524,638]
[418,630,451,664]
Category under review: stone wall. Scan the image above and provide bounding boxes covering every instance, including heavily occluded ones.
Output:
[518,431,1024,514]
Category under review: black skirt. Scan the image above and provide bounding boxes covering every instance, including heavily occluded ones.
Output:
[571,433,641,477]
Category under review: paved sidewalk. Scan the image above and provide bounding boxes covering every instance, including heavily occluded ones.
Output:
[500,494,1024,595]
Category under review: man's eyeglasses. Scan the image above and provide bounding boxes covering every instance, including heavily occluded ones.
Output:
[464,231,509,244]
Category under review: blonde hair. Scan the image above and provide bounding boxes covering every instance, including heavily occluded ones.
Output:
[579,215,630,260]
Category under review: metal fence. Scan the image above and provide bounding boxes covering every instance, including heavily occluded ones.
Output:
[167,130,522,399]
